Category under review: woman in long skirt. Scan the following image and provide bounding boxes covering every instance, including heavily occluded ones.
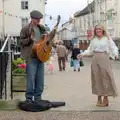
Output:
[77,24,118,107]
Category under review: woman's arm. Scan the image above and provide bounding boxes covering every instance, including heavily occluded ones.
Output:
[108,38,118,60]
[77,41,94,59]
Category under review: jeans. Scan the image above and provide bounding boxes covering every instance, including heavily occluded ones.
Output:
[26,58,44,101]
[73,59,80,70]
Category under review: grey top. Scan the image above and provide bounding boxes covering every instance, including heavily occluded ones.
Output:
[33,26,41,41]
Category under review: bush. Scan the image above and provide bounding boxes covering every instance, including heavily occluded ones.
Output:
[12,58,26,74]
[13,68,26,74]
[12,58,25,71]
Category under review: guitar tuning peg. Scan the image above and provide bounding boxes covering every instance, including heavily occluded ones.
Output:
[49,16,52,20]
[58,15,61,19]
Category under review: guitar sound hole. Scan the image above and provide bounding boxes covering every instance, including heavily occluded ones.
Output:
[46,41,49,45]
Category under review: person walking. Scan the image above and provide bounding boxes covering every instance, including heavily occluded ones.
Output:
[71,44,80,71]
[77,24,118,107]
[56,41,67,71]
[20,10,47,103]
[46,55,55,74]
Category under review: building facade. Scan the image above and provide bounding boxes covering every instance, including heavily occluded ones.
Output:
[59,1,95,50]
[0,0,46,38]
[58,0,120,50]
[58,20,76,48]
[94,0,120,48]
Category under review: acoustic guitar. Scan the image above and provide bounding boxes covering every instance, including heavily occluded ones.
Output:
[32,15,61,62]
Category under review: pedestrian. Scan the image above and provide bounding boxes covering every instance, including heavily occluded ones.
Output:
[77,24,118,107]
[46,55,55,74]
[20,10,47,103]
[56,41,67,71]
[71,44,80,71]
[65,47,69,61]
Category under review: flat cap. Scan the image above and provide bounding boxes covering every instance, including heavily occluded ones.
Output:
[30,10,43,19]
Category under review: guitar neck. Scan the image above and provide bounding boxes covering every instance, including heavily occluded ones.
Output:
[47,28,56,43]
[46,15,60,45]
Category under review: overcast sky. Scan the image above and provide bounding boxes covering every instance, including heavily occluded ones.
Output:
[45,0,92,28]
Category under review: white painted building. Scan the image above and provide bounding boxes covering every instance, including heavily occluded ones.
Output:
[0,0,46,37]
[74,1,95,41]
[57,20,76,47]
[115,0,120,39]
[94,0,120,39]
[61,20,76,40]
[93,0,120,48]
[59,0,120,48]
[58,1,95,48]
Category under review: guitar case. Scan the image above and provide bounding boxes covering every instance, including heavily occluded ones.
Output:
[18,100,65,112]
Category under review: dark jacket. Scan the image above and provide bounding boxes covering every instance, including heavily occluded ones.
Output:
[71,48,80,60]
[20,23,46,62]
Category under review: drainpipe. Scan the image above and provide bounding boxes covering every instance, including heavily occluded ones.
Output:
[2,0,5,39]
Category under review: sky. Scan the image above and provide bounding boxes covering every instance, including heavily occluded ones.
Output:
[45,0,90,29]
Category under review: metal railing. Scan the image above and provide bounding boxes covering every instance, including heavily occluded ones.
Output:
[0,52,8,99]
[0,36,10,99]
[0,35,21,99]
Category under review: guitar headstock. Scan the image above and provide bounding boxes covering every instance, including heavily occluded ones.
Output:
[55,15,61,27]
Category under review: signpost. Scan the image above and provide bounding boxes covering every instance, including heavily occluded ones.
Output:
[87,29,93,40]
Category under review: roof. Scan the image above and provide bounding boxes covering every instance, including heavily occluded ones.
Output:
[74,1,95,17]
[62,21,69,27]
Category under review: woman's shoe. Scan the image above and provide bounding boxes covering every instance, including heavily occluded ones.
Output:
[103,99,109,107]
[96,100,102,107]
[96,100,109,107]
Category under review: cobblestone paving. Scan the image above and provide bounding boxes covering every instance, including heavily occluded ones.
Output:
[0,111,120,120]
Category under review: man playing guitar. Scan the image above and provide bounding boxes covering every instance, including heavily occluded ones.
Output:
[20,10,47,103]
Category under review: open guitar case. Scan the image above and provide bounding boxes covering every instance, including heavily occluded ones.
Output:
[18,100,65,112]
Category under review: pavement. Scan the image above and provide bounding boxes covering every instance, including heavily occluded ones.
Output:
[1,54,120,119]
[0,111,120,120]
[43,55,120,111]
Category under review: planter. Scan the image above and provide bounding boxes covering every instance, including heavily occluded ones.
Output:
[12,73,26,92]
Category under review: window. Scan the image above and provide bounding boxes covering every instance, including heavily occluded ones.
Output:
[21,18,28,28]
[21,1,28,10]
